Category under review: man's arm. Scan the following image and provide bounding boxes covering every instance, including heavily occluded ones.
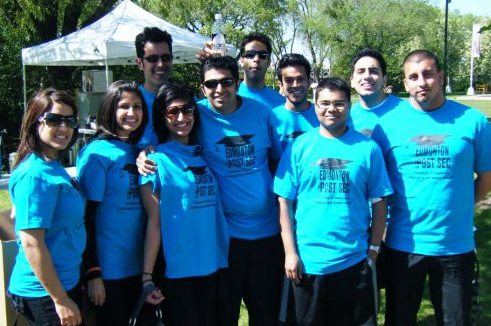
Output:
[278,196,302,284]
[475,171,491,204]
[368,198,388,262]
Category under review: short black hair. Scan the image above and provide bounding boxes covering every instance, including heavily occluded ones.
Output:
[276,53,311,81]
[135,27,173,59]
[96,80,148,144]
[200,56,239,82]
[402,49,441,72]
[238,32,272,58]
[350,48,387,76]
[153,83,200,145]
[315,78,351,102]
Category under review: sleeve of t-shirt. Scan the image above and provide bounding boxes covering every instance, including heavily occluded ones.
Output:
[273,143,299,200]
[366,142,394,199]
[14,176,58,230]
[139,152,162,193]
[77,149,107,202]
[474,114,491,173]
[267,110,284,160]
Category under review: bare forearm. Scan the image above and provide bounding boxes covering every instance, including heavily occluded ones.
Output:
[369,198,387,246]
[278,197,297,255]
[475,171,491,204]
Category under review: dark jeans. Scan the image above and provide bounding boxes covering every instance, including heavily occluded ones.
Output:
[222,234,285,326]
[281,259,377,326]
[9,284,85,326]
[384,248,476,326]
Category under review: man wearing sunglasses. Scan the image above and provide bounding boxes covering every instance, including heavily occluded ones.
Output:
[198,56,284,326]
[237,33,284,109]
[135,27,173,147]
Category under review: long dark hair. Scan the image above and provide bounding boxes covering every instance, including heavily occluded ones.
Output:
[15,88,79,169]
[96,80,148,144]
[153,83,200,145]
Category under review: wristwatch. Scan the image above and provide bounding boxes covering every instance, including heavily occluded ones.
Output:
[369,244,381,254]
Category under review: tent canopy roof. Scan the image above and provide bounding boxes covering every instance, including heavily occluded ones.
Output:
[21,0,236,66]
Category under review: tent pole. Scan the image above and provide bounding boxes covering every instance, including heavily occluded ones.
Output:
[105,59,110,89]
[22,64,27,111]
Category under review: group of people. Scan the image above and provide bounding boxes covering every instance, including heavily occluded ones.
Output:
[7,24,491,326]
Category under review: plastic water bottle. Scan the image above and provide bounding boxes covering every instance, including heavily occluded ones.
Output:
[211,13,226,55]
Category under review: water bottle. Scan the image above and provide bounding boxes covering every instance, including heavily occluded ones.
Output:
[211,13,226,55]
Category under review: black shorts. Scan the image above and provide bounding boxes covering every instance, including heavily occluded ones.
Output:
[280,259,377,326]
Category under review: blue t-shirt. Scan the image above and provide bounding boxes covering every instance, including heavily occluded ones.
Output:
[347,94,402,138]
[140,141,229,279]
[272,103,319,151]
[197,96,283,240]
[372,100,491,255]
[274,128,393,275]
[138,84,158,147]
[238,82,284,109]
[9,154,86,297]
[77,139,145,279]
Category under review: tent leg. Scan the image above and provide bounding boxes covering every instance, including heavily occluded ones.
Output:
[105,60,110,89]
[23,64,27,111]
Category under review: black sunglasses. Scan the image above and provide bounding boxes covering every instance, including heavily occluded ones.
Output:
[39,112,79,128]
[165,105,195,119]
[242,50,270,60]
[203,78,236,89]
[144,54,174,63]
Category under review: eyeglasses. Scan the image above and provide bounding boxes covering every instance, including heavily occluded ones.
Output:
[39,112,79,128]
[316,101,349,110]
[203,78,236,89]
[242,50,270,60]
[144,54,174,63]
[165,105,195,119]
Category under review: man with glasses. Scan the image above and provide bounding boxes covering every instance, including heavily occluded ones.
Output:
[272,53,318,151]
[198,56,284,326]
[274,78,391,326]
[135,27,173,146]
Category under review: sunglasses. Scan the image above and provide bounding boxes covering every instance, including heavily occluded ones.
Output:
[203,78,236,89]
[39,112,79,128]
[144,54,174,63]
[165,105,195,119]
[242,50,270,60]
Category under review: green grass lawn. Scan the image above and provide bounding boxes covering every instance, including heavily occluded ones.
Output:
[0,189,11,211]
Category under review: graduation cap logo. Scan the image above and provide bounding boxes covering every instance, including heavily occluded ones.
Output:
[285,131,306,139]
[122,163,139,175]
[313,158,352,170]
[410,134,450,146]
[216,135,254,147]
[360,128,373,137]
[183,166,208,175]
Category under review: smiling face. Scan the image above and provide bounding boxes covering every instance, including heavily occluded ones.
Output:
[350,56,386,105]
[136,41,173,93]
[403,58,445,111]
[239,40,271,86]
[37,102,75,159]
[279,65,311,110]
[164,99,195,144]
[201,68,239,114]
[315,88,350,138]
[115,92,143,139]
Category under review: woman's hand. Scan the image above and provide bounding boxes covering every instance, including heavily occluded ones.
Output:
[53,296,83,326]
[88,277,106,306]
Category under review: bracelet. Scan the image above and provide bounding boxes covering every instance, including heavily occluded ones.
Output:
[85,267,101,275]
[142,272,153,277]
[368,245,381,253]
[142,279,154,284]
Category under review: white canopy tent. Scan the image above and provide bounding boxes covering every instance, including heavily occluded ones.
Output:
[21,0,236,106]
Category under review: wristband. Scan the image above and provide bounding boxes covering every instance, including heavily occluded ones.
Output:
[142,272,153,277]
[369,245,381,253]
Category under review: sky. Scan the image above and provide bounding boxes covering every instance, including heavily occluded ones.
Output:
[437,0,491,17]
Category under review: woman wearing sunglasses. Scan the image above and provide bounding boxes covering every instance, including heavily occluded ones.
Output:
[140,83,229,326]
[8,88,86,326]
[76,81,151,325]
